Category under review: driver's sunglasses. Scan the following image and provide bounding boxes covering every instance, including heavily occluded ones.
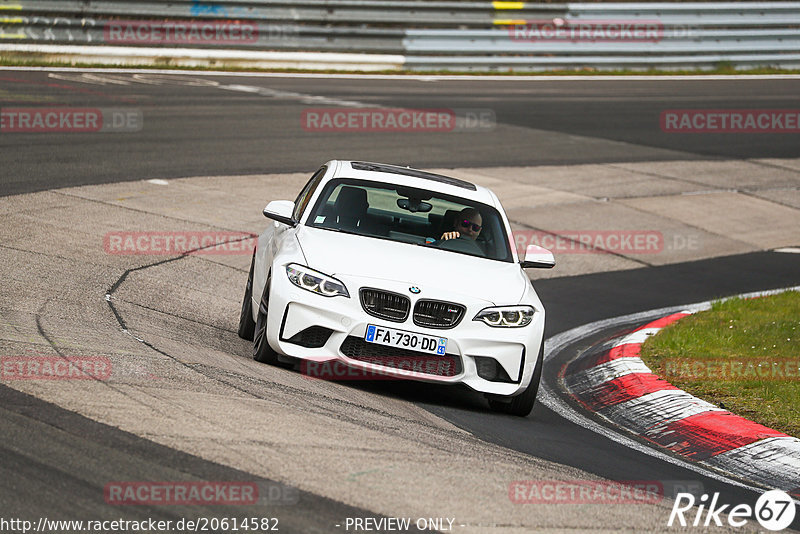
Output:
[460,219,482,232]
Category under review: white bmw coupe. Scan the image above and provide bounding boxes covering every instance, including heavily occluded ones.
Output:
[238,161,554,416]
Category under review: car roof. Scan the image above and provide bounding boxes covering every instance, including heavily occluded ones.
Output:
[328,160,497,207]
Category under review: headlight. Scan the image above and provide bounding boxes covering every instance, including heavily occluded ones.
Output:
[473,305,535,327]
[286,264,349,298]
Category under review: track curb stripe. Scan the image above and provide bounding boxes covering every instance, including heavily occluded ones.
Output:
[565,358,652,394]
[705,437,800,496]
[649,411,787,460]
[570,372,679,411]
[565,321,686,374]
[600,389,724,436]
[562,308,800,493]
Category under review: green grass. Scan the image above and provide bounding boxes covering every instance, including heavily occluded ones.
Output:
[640,291,800,438]
[2,56,800,76]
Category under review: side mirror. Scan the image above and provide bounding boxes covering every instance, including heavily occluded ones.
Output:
[263,200,297,227]
[520,244,555,269]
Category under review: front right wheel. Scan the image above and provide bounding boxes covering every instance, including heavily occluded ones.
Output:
[253,272,280,365]
[237,251,257,340]
[487,343,544,417]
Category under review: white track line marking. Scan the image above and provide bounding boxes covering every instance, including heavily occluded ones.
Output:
[44,71,375,109]
[48,72,132,85]
[219,84,264,93]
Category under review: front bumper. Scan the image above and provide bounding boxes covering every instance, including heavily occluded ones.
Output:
[264,271,545,396]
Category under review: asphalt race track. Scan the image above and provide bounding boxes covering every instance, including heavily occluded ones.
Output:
[2,69,800,533]
[2,71,799,196]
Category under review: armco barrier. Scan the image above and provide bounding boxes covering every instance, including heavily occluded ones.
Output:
[1,1,799,71]
[0,0,566,25]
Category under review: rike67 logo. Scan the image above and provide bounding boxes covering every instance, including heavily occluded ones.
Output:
[669,490,796,531]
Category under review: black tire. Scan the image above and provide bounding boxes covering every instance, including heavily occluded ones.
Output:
[253,272,280,365]
[488,343,544,417]
[237,251,257,340]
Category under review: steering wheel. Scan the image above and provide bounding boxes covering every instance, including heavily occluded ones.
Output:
[436,235,485,256]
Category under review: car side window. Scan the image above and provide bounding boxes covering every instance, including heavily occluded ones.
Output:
[293,166,326,221]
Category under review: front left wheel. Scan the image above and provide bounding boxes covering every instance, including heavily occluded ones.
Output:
[253,273,280,365]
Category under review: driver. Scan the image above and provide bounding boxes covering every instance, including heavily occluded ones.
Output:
[441,207,482,241]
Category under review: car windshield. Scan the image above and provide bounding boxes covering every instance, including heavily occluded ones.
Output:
[305,178,514,262]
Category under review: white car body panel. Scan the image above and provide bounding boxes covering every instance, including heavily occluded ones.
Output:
[296,226,527,305]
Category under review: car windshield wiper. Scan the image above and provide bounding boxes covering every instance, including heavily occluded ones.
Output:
[316,225,440,249]
[315,226,362,237]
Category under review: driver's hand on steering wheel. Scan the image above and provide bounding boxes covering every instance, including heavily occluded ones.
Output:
[440,231,461,241]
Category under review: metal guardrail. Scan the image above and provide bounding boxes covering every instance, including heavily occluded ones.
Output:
[2,1,566,26]
[404,53,800,71]
[1,1,800,70]
[0,18,405,53]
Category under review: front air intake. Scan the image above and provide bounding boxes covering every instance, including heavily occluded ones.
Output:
[340,336,462,377]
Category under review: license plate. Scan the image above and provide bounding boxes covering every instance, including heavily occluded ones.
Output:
[365,325,447,355]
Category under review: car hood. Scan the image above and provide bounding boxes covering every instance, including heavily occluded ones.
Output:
[295,226,527,305]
